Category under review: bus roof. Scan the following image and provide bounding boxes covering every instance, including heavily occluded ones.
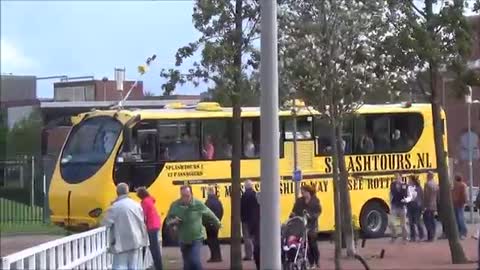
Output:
[80,102,435,120]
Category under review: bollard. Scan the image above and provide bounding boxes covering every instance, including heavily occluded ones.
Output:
[361,238,366,248]
[380,249,385,259]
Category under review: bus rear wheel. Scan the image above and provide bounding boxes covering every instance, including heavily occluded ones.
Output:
[359,201,388,238]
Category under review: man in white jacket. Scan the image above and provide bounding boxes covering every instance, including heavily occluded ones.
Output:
[102,183,149,270]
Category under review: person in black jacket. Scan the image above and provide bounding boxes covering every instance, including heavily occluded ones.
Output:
[291,184,321,268]
[240,179,257,260]
[388,173,408,243]
[205,186,224,262]
[249,191,261,270]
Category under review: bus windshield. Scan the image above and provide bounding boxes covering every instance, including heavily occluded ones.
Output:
[60,116,122,183]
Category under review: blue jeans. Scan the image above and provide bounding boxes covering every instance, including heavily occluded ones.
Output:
[112,249,141,270]
[423,210,436,241]
[407,203,425,241]
[478,234,480,270]
[477,234,480,270]
[148,230,163,270]
[180,240,203,270]
[454,207,468,237]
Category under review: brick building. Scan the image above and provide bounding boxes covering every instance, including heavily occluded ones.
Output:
[53,79,144,102]
[442,15,480,185]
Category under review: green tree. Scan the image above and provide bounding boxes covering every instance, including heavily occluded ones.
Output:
[202,72,261,106]
[160,0,260,268]
[7,110,43,157]
[0,110,8,160]
[384,0,476,263]
[279,0,398,265]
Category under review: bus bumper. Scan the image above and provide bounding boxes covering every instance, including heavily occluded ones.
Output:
[51,215,98,231]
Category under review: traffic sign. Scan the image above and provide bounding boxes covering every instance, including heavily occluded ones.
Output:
[293,169,302,182]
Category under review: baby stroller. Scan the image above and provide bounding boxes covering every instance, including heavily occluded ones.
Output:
[281,210,309,270]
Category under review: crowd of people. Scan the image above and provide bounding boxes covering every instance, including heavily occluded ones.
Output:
[102,171,474,270]
[388,171,469,243]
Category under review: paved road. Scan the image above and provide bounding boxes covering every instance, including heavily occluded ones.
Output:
[0,234,62,257]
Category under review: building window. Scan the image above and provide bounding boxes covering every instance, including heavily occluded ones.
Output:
[54,85,95,101]
[459,131,479,161]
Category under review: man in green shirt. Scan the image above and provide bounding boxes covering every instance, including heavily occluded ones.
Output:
[166,185,221,270]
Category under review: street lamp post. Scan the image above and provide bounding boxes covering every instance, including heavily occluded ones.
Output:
[102,77,108,101]
[114,68,125,101]
[466,85,480,224]
[260,0,281,268]
[290,89,300,199]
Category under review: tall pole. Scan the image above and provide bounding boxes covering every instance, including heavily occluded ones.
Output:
[467,86,473,223]
[292,92,300,199]
[31,155,35,207]
[260,0,281,268]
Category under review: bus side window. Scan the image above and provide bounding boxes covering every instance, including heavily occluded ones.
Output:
[202,119,233,160]
[284,116,313,140]
[243,118,260,158]
[157,120,201,161]
[313,117,332,156]
[352,113,424,155]
[389,113,423,153]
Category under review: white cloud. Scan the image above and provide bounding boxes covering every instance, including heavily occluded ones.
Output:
[0,39,37,73]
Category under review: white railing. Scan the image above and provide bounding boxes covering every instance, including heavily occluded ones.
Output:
[1,226,153,270]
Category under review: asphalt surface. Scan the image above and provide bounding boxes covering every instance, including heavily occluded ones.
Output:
[0,234,62,257]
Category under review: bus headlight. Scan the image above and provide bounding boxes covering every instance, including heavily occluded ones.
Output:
[88,208,103,218]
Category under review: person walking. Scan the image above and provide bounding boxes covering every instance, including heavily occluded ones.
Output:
[404,175,424,242]
[452,174,468,239]
[165,185,221,270]
[388,173,408,243]
[102,183,149,270]
[249,191,261,270]
[204,186,224,262]
[240,179,257,261]
[423,171,439,241]
[136,187,163,270]
[291,185,321,269]
[474,191,480,239]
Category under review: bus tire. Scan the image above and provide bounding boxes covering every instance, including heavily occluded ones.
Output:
[359,201,388,238]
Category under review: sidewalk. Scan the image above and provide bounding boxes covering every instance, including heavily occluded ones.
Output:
[162,237,479,269]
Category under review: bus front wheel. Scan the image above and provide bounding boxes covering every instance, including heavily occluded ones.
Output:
[359,201,388,238]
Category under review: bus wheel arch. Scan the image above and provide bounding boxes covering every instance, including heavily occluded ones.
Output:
[359,198,389,238]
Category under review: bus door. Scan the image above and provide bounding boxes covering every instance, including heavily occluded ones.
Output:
[115,119,162,191]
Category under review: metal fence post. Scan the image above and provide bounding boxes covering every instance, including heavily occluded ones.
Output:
[43,174,49,224]
[31,155,35,207]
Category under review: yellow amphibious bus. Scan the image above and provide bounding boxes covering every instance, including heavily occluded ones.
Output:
[49,102,447,243]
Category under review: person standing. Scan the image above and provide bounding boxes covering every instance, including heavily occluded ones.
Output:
[166,185,221,270]
[136,187,163,270]
[388,173,408,243]
[249,191,261,270]
[204,186,224,262]
[291,185,321,269]
[423,171,439,241]
[404,175,424,242]
[102,183,149,270]
[240,179,257,261]
[452,174,468,239]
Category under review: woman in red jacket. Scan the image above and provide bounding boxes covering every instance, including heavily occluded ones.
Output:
[137,187,163,270]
